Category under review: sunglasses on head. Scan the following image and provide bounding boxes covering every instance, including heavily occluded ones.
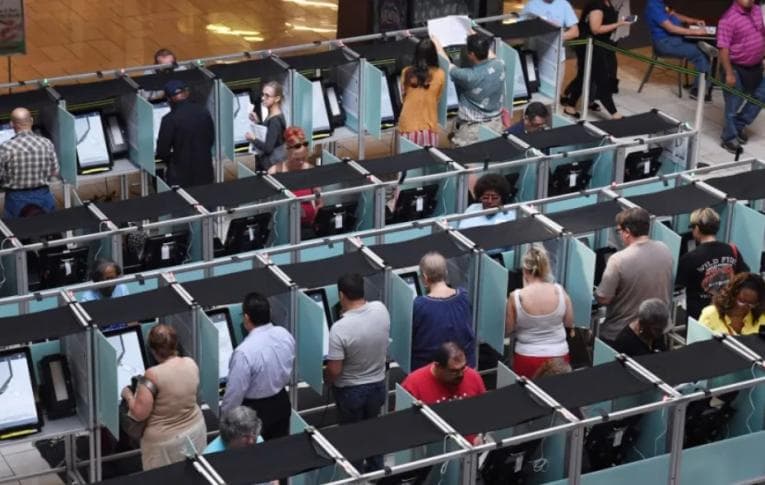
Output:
[287,141,309,149]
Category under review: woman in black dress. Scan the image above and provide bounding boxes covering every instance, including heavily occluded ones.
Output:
[562,0,630,119]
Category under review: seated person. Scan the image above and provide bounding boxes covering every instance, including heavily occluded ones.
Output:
[412,252,476,371]
[505,102,549,138]
[458,173,516,229]
[80,260,130,331]
[699,272,765,335]
[403,341,486,405]
[644,0,715,99]
[204,406,263,454]
[505,246,574,379]
[268,126,322,228]
[533,357,573,379]
[611,298,669,356]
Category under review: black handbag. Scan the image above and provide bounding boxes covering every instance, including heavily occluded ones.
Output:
[119,376,157,444]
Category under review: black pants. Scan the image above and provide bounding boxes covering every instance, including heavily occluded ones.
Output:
[243,388,291,440]
[563,44,619,115]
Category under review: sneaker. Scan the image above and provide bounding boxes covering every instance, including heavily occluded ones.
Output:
[721,139,741,154]
[737,130,749,145]
[698,41,719,58]
[689,89,712,102]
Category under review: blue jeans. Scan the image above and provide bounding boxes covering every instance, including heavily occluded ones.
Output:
[333,380,386,472]
[653,36,711,91]
[722,68,765,142]
[3,187,55,219]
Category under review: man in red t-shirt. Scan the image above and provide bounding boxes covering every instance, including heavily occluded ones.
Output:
[402,342,486,405]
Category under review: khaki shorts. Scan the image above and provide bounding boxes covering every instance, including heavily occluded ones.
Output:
[451,117,505,147]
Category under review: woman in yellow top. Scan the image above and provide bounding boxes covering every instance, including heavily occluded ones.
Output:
[398,38,445,147]
[699,272,765,335]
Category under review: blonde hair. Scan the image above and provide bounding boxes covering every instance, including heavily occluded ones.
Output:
[419,251,448,283]
[689,207,720,235]
[522,245,550,280]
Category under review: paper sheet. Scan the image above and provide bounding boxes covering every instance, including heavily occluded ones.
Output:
[248,123,267,155]
[428,15,472,47]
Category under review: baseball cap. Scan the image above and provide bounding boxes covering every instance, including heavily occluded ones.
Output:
[163,80,188,98]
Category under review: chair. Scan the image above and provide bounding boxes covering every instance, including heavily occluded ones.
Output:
[638,48,687,98]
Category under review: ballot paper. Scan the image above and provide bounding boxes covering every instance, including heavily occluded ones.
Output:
[428,15,472,47]
[248,123,268,156]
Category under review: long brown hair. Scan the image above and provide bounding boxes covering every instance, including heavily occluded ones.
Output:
[404,38,438,89]
[713,272,765,321]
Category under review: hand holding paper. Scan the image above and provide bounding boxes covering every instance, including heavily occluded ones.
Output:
[248,123,268,155]
[427,15,472,47]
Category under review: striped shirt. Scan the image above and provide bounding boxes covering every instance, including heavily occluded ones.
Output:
[0,131,58,190]
[717,2,765,67]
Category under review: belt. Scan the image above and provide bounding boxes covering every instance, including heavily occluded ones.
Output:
[5,185,49,192]
[242,387,289,405]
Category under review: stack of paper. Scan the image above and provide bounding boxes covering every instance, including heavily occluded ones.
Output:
[428,15,472,47]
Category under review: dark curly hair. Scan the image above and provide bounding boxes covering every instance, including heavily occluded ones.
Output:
[713,272,765,321]
[473,173,511,204]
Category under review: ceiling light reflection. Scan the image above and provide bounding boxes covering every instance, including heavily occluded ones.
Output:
[282,0,338,10]
[285,22,336,33]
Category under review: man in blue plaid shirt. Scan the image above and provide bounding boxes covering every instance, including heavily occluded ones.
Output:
[0,107,59,218]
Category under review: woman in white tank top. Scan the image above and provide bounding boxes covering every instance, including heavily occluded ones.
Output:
[505,246,574,378]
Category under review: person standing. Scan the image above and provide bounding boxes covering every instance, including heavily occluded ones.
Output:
[676,207,749,319]
[325,273,390,472]
[0,107,59,219]
[247,81,286,171]
[596,207,673,342]
[221,292,295,440]
[717,0,765,153]
[432,33,505,147]
[155,80,216,187]
[398,38,446,147]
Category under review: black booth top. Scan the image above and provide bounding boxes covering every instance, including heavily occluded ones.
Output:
[97,190,195,225]
[592,110,680,138]
[0,306,84,347]
[705,168,765,202]
[0,88,55,117]
[482,17,561,39]
[271,162,369,191]
[207,57,287,84]
[627,183,725,217]
[440,137,524,165]
[133,68,211,91]
[358,149,443,176]
[547,199,624,234]
[81,285,191,329]
[281,48,356,73]
[538,360,654,410]
[53,78,136,108]
[349,38,417,65]
[183,267,290,307]
[280,251,380,289]
[186,175,284,210]
[432,383,553,436]
[518,124,605,151]
[370,231,468,269]
[3,205,101,240]
[459,216,558,251]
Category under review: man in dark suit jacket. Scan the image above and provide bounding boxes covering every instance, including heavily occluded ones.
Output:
[156,80,215,187]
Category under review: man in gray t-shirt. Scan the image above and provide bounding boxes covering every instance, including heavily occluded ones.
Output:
[596,208,673,342]
[325,273,390,472]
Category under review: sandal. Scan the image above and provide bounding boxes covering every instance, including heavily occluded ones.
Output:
[563,107,581,118]
[589,102,601,112]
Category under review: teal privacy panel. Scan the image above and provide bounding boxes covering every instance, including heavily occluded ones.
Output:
[731,202,765,272]
[496,41,517,111]
[291,411,327,485]
[478,125,499,141]
[299,243,344,262]
[321,149,342,165]
[546,454,670,485]
[198,308,220,415]
[218,80,235,163]
[95,330,119,438]
[593,338,618,366]
[543,193,598,215]
[174,269,205,283]
[686,317,713,343]
[678,431,765,485]
[237,160,255,178]
[621,179,675,198]
[437,55,449,128]
[478,253,508,354]
[291,71,313,149]
[518,162,537,201]
[131,95,155,174]
[496,362,517,388]
[123,277,159,295]
[651,220,681,280]
[363,60,382,140]
[390,272,414,374]
[29,340,61,385]
[591,149,616,188]
[399,136,420,152]
[297,291,324,393]
[212,260,253,276]
[57,106,77,185]
[394,385,416,467]
[29,297,58,312]
[565,237,596,327]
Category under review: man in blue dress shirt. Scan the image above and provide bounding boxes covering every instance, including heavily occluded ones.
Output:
[220,292,295,440]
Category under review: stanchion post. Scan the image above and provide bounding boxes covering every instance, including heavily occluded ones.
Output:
[689,73,706,169]
[582,38,593,120]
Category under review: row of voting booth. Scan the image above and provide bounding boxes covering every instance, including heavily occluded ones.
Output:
[0,107,696,298]
[0,158,762,483]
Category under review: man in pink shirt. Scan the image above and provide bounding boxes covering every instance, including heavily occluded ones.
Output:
[717,0,765,153]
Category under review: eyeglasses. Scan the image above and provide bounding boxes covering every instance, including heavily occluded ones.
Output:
[261,92,276,98]
[736,298,757,309]
[287,141,309,150]
[479,193,502,202]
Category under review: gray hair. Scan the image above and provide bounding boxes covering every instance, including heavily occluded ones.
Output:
[637,298,669,332]
[219,406,262,446]
[419,251,448,283]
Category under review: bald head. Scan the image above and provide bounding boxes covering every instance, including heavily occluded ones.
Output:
[10,108,32,132]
